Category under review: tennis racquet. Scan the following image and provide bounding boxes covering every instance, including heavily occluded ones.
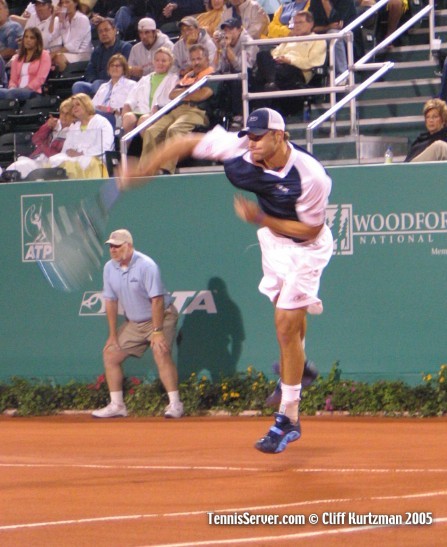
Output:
[37,178,121,292]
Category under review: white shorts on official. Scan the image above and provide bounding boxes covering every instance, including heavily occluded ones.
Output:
[257,225,333,314]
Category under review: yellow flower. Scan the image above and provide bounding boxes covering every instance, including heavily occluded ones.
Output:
[230,391,240,398]
[222,393,228,401]
[201,376,207,382]
[247,366,253,374]
[440,376,445,383]
[425,374,432,382]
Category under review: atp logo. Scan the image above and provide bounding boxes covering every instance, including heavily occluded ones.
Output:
[327,204,353,255]
[21,194,54,261]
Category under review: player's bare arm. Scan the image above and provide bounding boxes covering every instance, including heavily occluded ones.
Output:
[118,134,206,190]
[234,195,324,241]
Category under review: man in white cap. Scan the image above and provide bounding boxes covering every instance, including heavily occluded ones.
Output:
[92,228,184,419]
[128,17,174,80]
[121,108,333,453]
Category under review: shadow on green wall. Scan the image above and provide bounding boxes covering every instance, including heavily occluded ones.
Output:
[176,277,246,381]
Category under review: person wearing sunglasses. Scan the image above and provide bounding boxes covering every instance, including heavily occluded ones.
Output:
[120,107,333,454]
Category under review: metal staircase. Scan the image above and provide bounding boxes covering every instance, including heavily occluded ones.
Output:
[288,5,447,165]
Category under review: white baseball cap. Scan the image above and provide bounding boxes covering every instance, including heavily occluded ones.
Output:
[238,108,285,137]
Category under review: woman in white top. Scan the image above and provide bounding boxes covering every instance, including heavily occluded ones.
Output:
[50,0,92,72]
[49,92,115,179]
[122,47,178,135]
[92,54,137,130]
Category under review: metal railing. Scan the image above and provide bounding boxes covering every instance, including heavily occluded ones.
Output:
[119,73,240,171]
[240,0,434,150]
[119,0,435,166]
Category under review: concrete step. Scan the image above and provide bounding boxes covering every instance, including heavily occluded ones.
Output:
[378,60,438,80]
[294,135,408,163]
[286,116,422,144]
[310,97,429,120]
[358,77,439,99]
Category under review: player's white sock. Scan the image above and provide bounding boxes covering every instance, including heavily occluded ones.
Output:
[110,391,124,406]
[279,383,301,424]
[168,390,181,405]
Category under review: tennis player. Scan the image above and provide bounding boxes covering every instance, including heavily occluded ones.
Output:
[120,108,333,453]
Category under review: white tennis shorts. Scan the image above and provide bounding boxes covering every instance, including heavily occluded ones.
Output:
[257,225,333,314]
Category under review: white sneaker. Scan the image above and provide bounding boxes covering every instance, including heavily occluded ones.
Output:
[164,401,184,419]
[92,402,128,418]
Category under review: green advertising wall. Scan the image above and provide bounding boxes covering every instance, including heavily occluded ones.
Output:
[1,162,446,385]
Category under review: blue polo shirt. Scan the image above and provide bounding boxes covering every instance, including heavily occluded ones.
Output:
[103,250,173,322]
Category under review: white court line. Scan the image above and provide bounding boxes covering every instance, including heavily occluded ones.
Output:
[145,518,447,547]
[1,463,447,474]
[0,463,262,472]
[1,490,446,532]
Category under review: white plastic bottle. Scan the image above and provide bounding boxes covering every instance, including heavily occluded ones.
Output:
[384,146,393,164]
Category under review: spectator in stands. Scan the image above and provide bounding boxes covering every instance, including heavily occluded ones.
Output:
[5,97,74,179]
[355,0,407,47]
[220,0,270,39]
[50,0,93,72]
[128,17,174,80]
[257,0,281,20]
[89,0,127,27]
[156,0,206,29]
[173,16,216,75]
[48,92,115,178]
[0,0,24,62]
[214,17,258,129]
[405,99,447,163]
[113,0,150,40]
[122,46,178,134]
[197,0,226,37]
[309,0,358,77]
[139,43,215,174]
[11,0,62,51]
[11,0,59,22]
[78,0,95,15]
[92,54,137,129]
[437,56,447,104]
[383,0,408,43]
[0,27,51,100]
[0,55,6,87]
[72,18,131,96]
[256,10,326,90]
[113,0,207,40]
[268,0,309,38]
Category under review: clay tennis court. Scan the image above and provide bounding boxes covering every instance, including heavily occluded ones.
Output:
[1,415,446,546]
